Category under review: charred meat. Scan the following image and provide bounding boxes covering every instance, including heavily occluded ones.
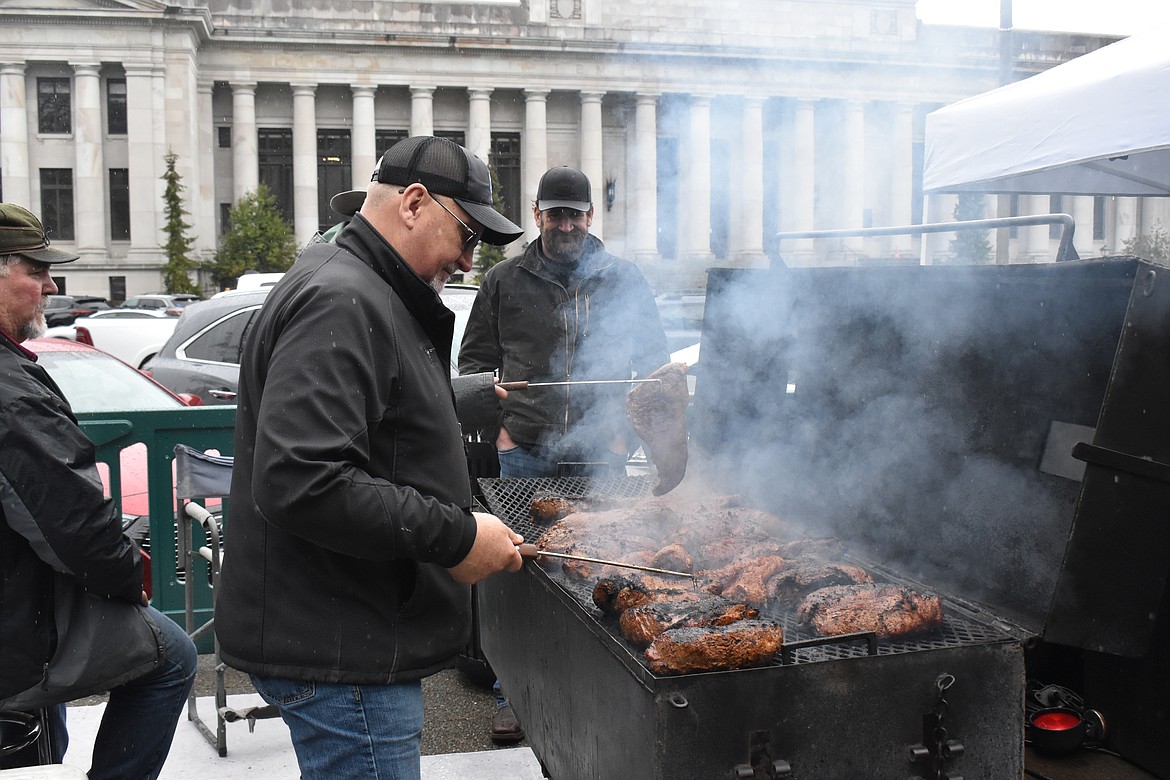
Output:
[796,583,944,639]
[627,362,690,495]
[765,558,873,609]
[619,596,759,647]
[644,620,784,675]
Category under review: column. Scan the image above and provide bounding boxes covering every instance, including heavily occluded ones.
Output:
[523,89,549,246]
[410,87,434,137]
[72,63,104,256]
[196,81,217,253]
[683,94,712,263]
[467,88,493,164]
[631,93,659,263]
[0,64,30,207]
[1016,194,1050,262]
[125,65,159,256]
[580,91,604,240]
[734,96,765,265]
[351,85,377,186]
[1071,195,1095,259]
[231,82,258,201]
[292,84,318,245]
[842,100,866,257]
[891,103,915,258]
[792,99,816,262]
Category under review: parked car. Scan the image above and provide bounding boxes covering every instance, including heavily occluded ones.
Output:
[44,307,173,341]
[121,293,202,316]
[73,310,180,368]
[42,294,113,327]
[24,338,200,564]
[146,284,480,405]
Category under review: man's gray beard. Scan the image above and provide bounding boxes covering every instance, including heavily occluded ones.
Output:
[429,275,447,294]
[21,314,46,341]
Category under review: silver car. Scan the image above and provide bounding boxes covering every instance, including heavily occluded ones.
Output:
[144,285,479,405]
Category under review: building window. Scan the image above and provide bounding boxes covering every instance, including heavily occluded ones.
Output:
[110,168,130,240]
[376,130,407,159]
[1093,196,1106,241]
[219,203,232,236]
[38,77,72,135]
[107,78,127,135]
[258,129,293,224]
[218,126,232,148]
[40,169,74,241]
[317,129,351,232]
[109,275,126,305]
[490,133,521,225]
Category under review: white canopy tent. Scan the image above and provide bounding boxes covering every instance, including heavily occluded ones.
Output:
[923,25,1170,196]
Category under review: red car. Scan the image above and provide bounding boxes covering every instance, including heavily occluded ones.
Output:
[25,338,202,595]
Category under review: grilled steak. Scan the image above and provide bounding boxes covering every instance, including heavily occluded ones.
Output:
[765,558,873,609]
[644,619,784,675]
[530,496,590,525]
[796,583,944,638]
[619,596,759,647]
[627,362,690,495]
[591,575,691,615]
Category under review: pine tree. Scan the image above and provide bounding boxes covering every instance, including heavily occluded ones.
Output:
[472,153,511,280]
[1123,222,1170,266]
[160,151,200,294]
[211,185,298,289]
[948,193,993,264]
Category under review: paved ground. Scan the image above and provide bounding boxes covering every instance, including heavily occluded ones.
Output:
[57,655,543,779]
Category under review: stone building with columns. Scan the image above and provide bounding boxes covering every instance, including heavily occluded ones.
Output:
[0,0,1149,299]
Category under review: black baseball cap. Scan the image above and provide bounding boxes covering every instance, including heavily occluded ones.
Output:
[373,136,523,246]
[536,166,592,212]
[0,203,79,264]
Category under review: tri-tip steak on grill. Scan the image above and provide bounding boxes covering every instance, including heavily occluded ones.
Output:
[796,583,944,638]
[529,492,945,672]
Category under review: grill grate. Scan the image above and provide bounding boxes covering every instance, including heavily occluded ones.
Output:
[477,476,1014,670]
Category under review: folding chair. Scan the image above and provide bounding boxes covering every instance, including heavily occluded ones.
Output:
[174,444,278,757]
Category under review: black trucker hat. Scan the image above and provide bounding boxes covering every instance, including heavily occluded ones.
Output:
[373,136,524,246]
[0,203,79,264]
[536,166,592,212]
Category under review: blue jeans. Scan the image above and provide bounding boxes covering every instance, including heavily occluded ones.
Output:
[252,675,424,780]
[497,444,626,479]
[45,606,197,779]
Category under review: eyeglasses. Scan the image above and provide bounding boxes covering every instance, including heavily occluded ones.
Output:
[430,193,481,253]
[542,207,587,222]
[398,187,481,253]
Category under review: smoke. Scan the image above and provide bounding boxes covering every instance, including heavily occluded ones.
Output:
[686,261,1128,627]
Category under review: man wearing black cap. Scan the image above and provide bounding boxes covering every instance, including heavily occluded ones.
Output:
[0,203,198,776]
[458,166,669,741]
[215,137,526,779]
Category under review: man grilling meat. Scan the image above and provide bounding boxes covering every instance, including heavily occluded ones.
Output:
[459,164,669,741]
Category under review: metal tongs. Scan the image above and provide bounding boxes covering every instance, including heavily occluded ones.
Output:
[516,543,694,580]
[498,378,661,391]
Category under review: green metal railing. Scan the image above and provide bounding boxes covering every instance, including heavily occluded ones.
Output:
[77,406,236,637]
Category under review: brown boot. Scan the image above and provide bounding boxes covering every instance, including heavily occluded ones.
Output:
[490,703,525,744]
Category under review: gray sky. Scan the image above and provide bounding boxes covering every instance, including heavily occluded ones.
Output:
[916,0,1170,35]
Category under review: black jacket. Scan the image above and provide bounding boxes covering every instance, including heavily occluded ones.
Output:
[458,235,669,456]
[0,334,154,702]
[216,215,478,684]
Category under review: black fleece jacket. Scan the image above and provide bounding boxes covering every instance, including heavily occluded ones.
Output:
[216,215,478,684]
